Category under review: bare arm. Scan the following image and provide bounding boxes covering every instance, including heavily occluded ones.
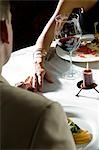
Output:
[32,0,97,92]
[35,0,97,52]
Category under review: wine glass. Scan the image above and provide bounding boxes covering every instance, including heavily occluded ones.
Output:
[54,15,68,40]
[55,14,82,79]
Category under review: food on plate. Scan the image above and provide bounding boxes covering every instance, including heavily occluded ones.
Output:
[88,38,99,51]
[15,76,34,91]
[57,35,99,59]
[76,46,96,54]
[75,35,99,58]
[95,33,99,40]
[67,118,92,144]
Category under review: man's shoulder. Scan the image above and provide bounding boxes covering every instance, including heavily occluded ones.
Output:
[0,82,53,109]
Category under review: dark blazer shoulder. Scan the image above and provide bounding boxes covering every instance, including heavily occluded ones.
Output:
[32,101,76,150]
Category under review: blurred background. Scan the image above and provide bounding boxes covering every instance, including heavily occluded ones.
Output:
[10,0,58,51]
[10,0,99,52]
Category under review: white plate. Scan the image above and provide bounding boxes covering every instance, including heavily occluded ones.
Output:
[63,106,99,150]
[56,34,99,62]
[80,34,95,41]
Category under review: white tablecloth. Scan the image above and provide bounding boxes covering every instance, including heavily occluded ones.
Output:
[2,46,99,150]
[2,46,99,108]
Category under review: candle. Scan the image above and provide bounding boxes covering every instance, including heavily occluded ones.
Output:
[83,63,93,87]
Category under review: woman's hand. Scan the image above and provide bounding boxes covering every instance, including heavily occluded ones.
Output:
[32,51,53,92]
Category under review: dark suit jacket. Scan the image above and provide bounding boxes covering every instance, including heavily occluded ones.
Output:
[0,75,76,150]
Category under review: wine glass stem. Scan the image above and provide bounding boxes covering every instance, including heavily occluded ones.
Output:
[69,51,73,77]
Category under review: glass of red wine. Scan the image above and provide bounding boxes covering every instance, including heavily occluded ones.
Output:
[55,14,82,79]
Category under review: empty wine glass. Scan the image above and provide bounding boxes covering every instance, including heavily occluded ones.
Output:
[55,14,82,79]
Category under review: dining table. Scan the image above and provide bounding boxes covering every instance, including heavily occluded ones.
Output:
[2,41,99,150]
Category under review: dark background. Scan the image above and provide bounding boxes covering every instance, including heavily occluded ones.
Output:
[10,0,99,52]
[10,0,58,51]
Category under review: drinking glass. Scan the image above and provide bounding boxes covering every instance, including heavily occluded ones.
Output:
[55,14,82,79]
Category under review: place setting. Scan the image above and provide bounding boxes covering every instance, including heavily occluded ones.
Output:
[55,15,99,63]
[54,13,99,81]
[53,13,99,150]
[63,105,99,150]
[56,33,99,62]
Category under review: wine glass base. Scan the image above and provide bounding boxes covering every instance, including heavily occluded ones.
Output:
[62,69,80,80]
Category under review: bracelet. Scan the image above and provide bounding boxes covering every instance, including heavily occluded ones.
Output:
[33,48,47,59]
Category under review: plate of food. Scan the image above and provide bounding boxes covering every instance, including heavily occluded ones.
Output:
[63,106,99,150]
[56,34,99,62]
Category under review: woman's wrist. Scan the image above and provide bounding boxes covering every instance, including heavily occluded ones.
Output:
[33,46,47,58]
[33,47,47,64]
